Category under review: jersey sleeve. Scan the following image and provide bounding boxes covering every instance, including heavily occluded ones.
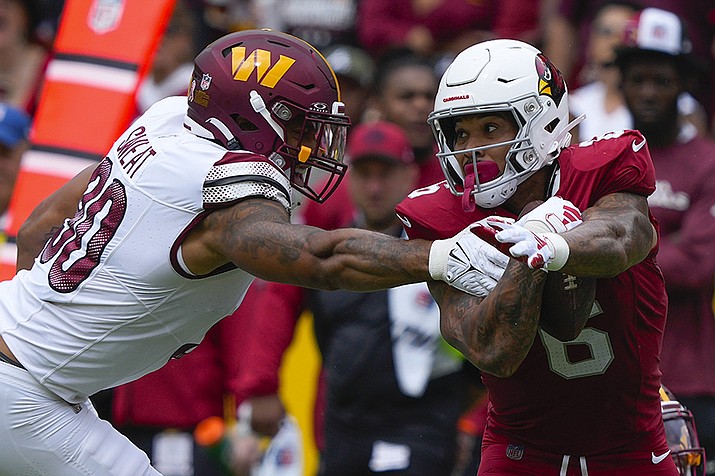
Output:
[395,181,502,240]
[559,130,656,207]
[202,152,292,212]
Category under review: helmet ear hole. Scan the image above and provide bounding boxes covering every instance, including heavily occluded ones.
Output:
[232,115,258,132]
[545,117,560,133]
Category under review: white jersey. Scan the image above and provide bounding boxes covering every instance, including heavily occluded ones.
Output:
[0,97,293,403]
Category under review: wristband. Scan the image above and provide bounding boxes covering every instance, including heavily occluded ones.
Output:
[428,238,453,281]
[542,233,570,271]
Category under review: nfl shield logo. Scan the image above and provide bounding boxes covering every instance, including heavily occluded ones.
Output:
[200,73,212,91]
[88,0,125,34]
[506,444,525,461]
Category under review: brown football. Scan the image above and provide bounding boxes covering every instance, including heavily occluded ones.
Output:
[520,200,596,341]
[539,272,596,341]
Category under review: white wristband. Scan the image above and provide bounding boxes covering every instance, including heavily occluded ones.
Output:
[542,233,570,271]
[428,238,452,281]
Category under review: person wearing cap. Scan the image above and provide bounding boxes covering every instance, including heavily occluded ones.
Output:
[568,2,709,143]
[617,8,715,474]
[322,44,375,124]
[233,121,478,476]
[0,102,30,231]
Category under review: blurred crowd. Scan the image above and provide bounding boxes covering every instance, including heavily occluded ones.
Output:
[2,1,715,475]
[10,1,715,131]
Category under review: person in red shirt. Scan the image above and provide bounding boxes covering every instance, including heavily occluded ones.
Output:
[396,38,677,475]
[617,8,715,474]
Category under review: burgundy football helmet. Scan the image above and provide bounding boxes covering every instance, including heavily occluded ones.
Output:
[661,386,706,476]
[185,29,351,203]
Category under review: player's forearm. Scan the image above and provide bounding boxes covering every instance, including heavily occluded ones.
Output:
[228,215,433,291]
[300,227,433,291]
[559,193,655,278]
[431,261,545,378]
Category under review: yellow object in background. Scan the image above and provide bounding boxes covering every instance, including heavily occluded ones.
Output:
[279,311,321,475]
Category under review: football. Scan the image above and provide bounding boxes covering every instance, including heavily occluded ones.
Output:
[539,271,596,341]
[520,200,596,341]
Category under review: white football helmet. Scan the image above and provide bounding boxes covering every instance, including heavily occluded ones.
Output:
[429,39,582,208]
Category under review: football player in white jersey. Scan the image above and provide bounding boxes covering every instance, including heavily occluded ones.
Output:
[0,30,501,475]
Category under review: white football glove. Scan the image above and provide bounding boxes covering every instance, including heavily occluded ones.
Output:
[485,219,570,271]
[429,224,510,297]
[517,196,583,233]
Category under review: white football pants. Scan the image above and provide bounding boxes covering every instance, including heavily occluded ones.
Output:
[0,361,160,475]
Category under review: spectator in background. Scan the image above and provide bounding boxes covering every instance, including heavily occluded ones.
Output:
[0,102,30,239]
[366,50,441,178]
[542,0,714,125]
[616,8,715,475]
[136,0,198,115]
[569,3,709,142]
[321,44,375,125]
[0,0,49,116]
[236,122,478,476]
[356,0,494,60]
[300,50,442,231]
[568,1,639,142]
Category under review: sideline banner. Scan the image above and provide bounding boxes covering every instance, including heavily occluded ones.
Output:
[0,0,176,280]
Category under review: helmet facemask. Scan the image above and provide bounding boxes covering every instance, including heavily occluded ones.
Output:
[429,40,582,210]
[252,92,350,203]
[430,93,571,210]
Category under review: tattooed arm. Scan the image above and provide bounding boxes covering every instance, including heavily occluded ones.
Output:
[429,260,547,377]
[16,164,98,271]
[183,197,433,291]
[559,192,656,278]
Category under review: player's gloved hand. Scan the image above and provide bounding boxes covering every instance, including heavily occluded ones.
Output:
[429,224,510,297]
[517,196,583,233]
[478,219,570,271]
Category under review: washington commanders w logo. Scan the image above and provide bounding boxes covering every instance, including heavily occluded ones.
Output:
[231,47,296,88]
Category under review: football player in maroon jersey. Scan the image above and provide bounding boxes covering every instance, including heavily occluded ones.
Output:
[396,38,678,475]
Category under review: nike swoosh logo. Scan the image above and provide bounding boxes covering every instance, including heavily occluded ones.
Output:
[651,450,671,464]
[397,213,412,228]
[632,138,647,152]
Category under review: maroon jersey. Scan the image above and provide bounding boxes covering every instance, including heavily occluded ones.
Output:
[396,130,670,456]
[649,134,715,398]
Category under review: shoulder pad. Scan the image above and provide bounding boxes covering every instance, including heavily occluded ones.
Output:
[203,152,292,212]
